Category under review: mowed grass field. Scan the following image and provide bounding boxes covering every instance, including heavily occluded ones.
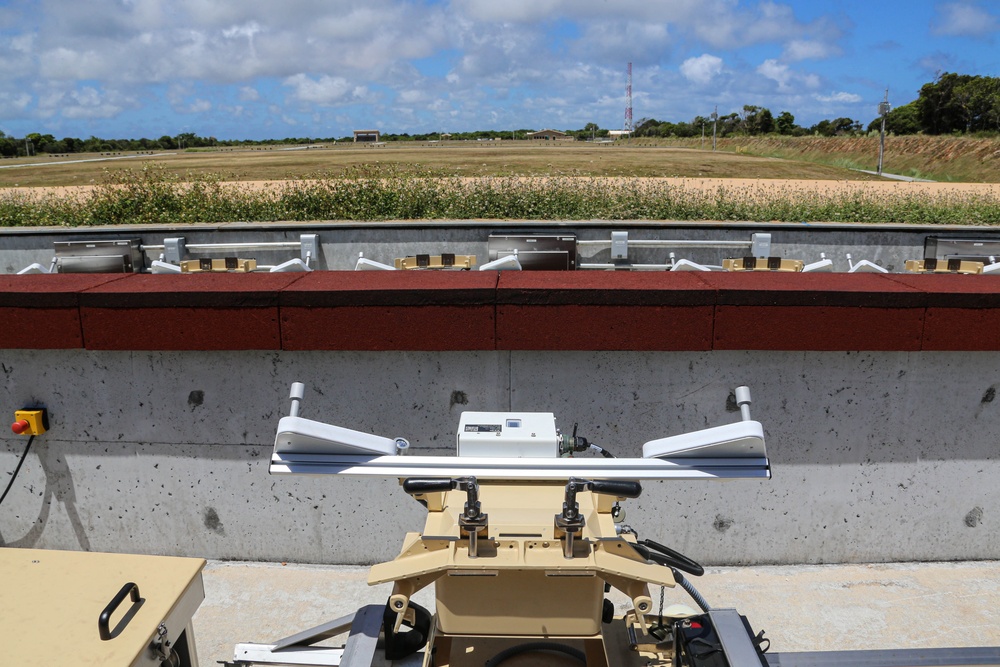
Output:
[0,141,876,188]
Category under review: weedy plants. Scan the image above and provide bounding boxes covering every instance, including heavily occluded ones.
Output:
[1,164,999,227]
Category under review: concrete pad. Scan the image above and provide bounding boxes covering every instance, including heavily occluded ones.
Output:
[194,559,1000,665]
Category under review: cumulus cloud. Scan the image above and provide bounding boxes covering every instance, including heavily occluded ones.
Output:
[0,0,949,136]
[756,59,820,92]
[783,39,840,62]
[680,54,724,85]
[573,21,672,64]
[932,2,1000,37]
[36,85,138,120]
[283,74,372,106]
[815,92,863,104]
[0,92,32,120]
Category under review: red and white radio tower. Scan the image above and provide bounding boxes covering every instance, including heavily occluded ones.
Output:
[624,62,633,133]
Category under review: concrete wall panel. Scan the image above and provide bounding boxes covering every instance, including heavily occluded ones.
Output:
[2,348,998,565]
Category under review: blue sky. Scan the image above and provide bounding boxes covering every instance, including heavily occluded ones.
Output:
[1,0,998,140]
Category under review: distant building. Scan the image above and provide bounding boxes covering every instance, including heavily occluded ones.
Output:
[607,130,632,139]
[526,129,574,141]
[353,130,380,142]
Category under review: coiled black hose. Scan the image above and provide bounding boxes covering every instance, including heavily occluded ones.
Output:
[484,642,586,667]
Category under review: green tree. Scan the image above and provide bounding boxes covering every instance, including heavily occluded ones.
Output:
[867,101,921,135]
[913,72,1000,134]
[738,106,774,135]
[634,118,660,136]
[776,111,796,135]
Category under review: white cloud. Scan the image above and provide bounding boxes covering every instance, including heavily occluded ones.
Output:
[36,85,137,120]
[680,54,723,85]
[282,74,372,107]
[238,86,260,102]
[783,39,840,62]
[0,92,32,120]
[0,0,890,135]
[815,92,862,104]
[187,99,213,113]
[757,59,820,93]
[932,2,1000,37]
[574,21,672,64]
[283,74,353,105]
[757,60,792,89]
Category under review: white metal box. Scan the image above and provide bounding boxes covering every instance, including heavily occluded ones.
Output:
[457,411,558,458]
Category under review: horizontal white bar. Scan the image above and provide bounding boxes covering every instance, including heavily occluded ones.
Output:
[269,454,770,481]
[577,240,751,248]
[142,242,302,252]
[233,643,345,666]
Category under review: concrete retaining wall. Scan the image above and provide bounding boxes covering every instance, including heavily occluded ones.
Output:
[1,271,997,565]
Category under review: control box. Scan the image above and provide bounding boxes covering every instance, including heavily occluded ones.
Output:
[457,412,558,458]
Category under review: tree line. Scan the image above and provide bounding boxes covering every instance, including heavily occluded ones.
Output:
[3,73,998,157]
[632,107,863,139]
[634,73,1000,140]
[0,131,341,158]
[0,128,590,157]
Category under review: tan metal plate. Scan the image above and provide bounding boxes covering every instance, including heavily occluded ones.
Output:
[0,547,205,667]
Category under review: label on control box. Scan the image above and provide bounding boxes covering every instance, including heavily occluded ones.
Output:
[464,424,502,433]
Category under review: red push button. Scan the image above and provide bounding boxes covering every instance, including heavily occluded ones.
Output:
[11,419,30,434]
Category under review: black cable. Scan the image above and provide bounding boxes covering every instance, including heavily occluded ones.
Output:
[640,538,705,577]
[484,642,586,667]
[0,435,35,507]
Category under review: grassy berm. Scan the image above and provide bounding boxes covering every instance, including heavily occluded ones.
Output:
[631,135,1000,183]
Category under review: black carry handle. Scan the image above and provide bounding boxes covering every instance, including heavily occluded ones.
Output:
[99,582,141,641]
[402,478,456,495]
[589,480,642,499]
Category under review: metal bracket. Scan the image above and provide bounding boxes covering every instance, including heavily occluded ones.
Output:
[231,604,386,666]
[164,238,186,264]
[611,231,629,261]
[300,234,319,267]
[750,233,772,258]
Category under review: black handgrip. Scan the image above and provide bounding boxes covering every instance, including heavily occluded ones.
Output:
[641,539,705,577]
[402,478,455,495]
[99,582,140,641]
[589,480,642,499]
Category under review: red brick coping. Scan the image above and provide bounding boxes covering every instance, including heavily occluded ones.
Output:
[1,272,997,351]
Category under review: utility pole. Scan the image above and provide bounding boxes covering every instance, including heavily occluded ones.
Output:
[877,88,890,176]
[711,106,718,152]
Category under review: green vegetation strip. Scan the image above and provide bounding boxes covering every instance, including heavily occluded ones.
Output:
[2,165,999,226]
